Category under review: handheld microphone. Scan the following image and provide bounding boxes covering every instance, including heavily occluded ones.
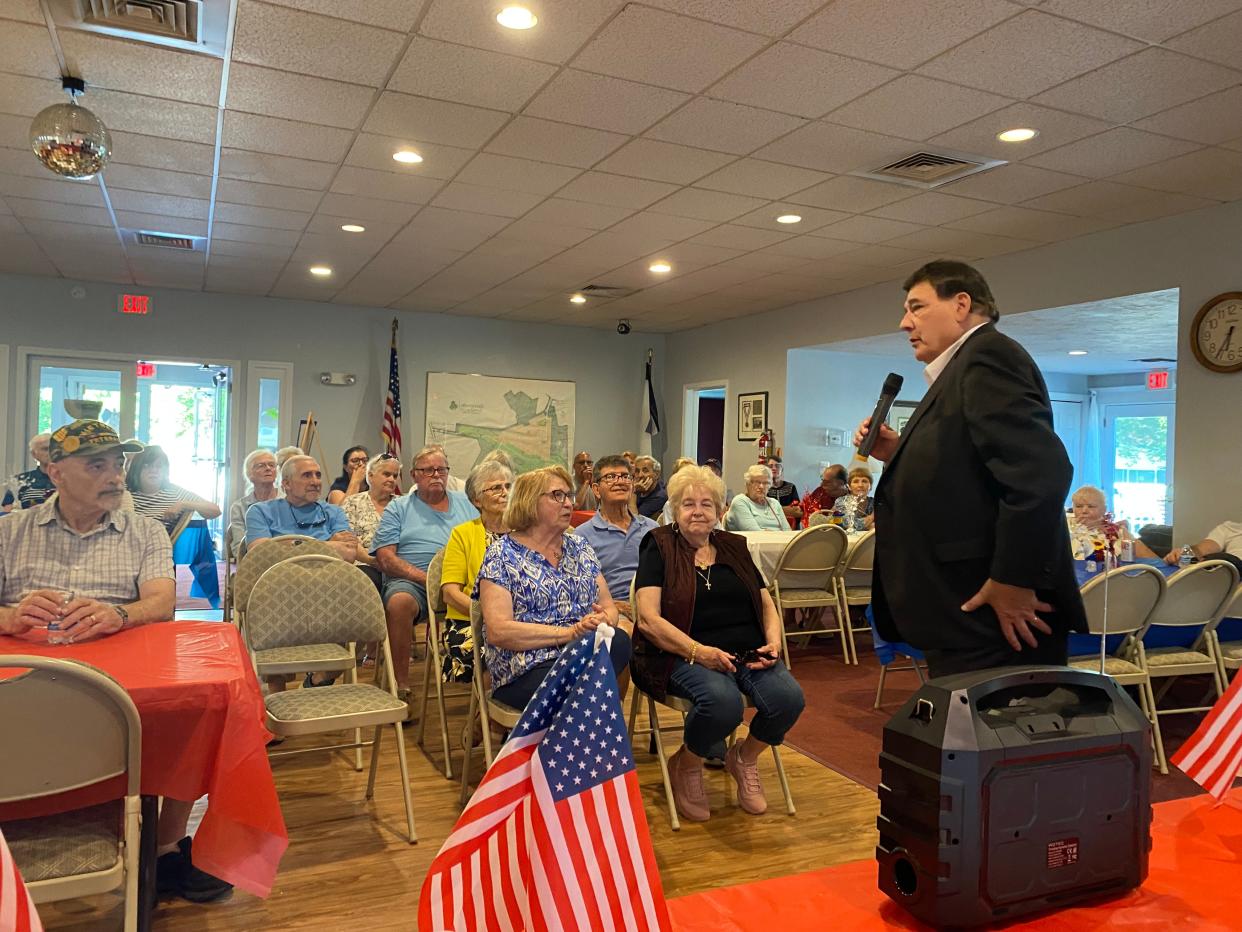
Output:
[857,372,904,458]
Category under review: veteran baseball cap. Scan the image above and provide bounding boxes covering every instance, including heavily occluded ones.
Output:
[49,419,145,462]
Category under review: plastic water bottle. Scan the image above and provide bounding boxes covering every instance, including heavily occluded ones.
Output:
[46,590,74,645]
[1178,545,1194,568]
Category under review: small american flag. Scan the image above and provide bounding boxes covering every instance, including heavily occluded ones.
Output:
[1171,672,1242,802]
[419,627,671,932]
[0,826,43,932]
[382,318,403,462]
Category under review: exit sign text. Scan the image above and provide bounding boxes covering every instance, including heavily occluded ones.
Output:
[1146,370,1170,390]
[135,362,157,378]
[118,294,151,315]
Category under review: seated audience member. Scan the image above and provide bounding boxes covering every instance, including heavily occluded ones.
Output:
[0,420,231,902]
[1067,485,1132,558]
[341,453,403,592]
[801,464,848,522]
[275,446,304,471]
[327,445,369,505]
[440,460,513,683]
[633,455,668,519]
[660,457,698,524]
[126,445,222,533]
[765,455,801,529]
[2,433,54,512]
[477,466,630,713]
[227,449,280,560]
[576,454,657,624]
[245,455,357,563]
[633,465,804,822]
[572,450,597,510]
[835,467,876,532]
[372,446,477,698]
[725,464,787,531]
[1163,518,1242,573]
[419,444,466,493]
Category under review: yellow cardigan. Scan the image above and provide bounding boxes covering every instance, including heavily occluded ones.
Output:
[441,517,491,622]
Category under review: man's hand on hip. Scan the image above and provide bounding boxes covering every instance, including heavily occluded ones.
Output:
[961,579,1053,652]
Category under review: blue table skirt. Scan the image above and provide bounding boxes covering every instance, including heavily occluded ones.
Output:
[171,519,221,609]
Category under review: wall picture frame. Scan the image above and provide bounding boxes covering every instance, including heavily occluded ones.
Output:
[737,390,768,441]
[892,400,918,434]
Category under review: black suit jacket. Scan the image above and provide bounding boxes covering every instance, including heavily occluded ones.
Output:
[872,324,1086,650]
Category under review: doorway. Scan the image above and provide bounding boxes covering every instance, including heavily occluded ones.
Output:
[683,382,726,468]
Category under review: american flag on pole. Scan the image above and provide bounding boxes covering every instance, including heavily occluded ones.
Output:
[1171,671,1242,802]
[381,318,403,462]
[419,627,671,932]
[0,826,44,932]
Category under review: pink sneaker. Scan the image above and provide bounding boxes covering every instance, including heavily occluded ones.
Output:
[668,748,710,822]
[725,744,767,815]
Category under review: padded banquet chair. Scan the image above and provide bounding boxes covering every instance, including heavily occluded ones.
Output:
[415,548,455,779]
[459,600,522,804]
[832,530,876,665]
[768,524,850,666]
[1213,584,1242,680]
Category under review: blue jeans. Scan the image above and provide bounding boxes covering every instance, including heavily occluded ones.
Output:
[492,629,632,713]
[666,660,805,760]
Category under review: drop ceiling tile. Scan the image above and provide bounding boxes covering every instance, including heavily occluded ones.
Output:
[519,197,636,230]
[226,63,374,130]
[812,215,928,244]
[418,0,626,65]
[232,0,406,86]
[524,70,689,136]
[430,182,544,218]
[6,197,112,225]
[1092,191,1219,225]
[927,102,1111,161]
[833,242,932,268]
[643,98,806,157]
[1111,148,1242,201]
[0,215,19,234]
[642,0,828,34]
[218,149,339,188]
[1133,87,1242,146]
[343,133,475,181]
[690,224,793,250]
[1167,9,1242,68]
[945,205,1119,241]
[0,1,44,23]
[114,211,209,236]
[938,163,1087,203]
[826,75,1012,142]
[1021,180,1168,217]
[363,92,510,149]
[58,30,221,105]
[209,238,295,261]
[884,227,1039,258]
[19,219,118,243]
[0,114,29,150]
[0,173,103,206]
[870,191,994,225]
[209,223,303,246]
[790,0,1018,68]
[485,116,628,168]
[1033,49,1240,124]
[603,211,717,243]
[103,165,214,200]
[259,0,427,30]
[0,20,63,81]
[762,235,869,260]
[573,6,767,94]
[388,37,556,112]
[222,111,354,162]
[755,122,918,174]
[733,202,850,233]
[216,178,324,212]
[500,216,598,248]
[1026,128,1202,179]
[694,158,829,199]
[0,148,42,180]
[711,43,900,119]
[594,139,734,185]
[214,202,309,230]
[455,289,550,315]
[0,74,59,117]
[471,236,567,264]
[331,276,417,309]
[456,153,581,196]
[787,175,914,213]
[726,251,820,273]
[109,190,210,219]
[916,10,1143,99]
[304,213,402,241]
[330,165,445,203]
[291,231,384,262]
[89,89,219,145]
[109,132,217,176]
[207,268,281,294]
[648,186,768,222]
[1041,0,1242,42]
[555,172,680,209]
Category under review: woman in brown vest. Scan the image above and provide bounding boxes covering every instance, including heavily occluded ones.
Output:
[632,466,804,823]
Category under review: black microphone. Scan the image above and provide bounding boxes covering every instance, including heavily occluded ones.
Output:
[857,372,904,458]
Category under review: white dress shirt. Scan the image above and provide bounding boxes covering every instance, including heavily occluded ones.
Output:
[923,322,988,386]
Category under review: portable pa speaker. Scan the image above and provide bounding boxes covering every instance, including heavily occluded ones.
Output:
[876,665,1152,927]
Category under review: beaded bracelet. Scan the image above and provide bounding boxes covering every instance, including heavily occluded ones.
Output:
[689,642,699,665]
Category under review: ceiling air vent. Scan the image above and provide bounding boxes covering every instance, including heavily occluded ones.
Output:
[133,231,200,250]
[853,149,1006,190]
[81,0,202,42]
[580,284,637,298]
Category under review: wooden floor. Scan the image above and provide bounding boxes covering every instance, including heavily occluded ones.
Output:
[37,661,880,931]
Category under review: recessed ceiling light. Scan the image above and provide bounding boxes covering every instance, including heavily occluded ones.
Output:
[997,128,1038,143]
[570,294,587,305]
[392,149,423,164]
[340,224,365,233]
[1068,350,1088,356]
[649,261,672,273]
[497,6,537,29]
[776,214,802,224]
[309,266,333,277]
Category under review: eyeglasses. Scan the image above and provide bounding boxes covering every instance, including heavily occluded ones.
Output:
[543,489,572,504]
[480,482,511,496]
[415,466,450,476]
[290,502,328,529]
[346,457,368,466]
[378,452,397,461]
[596,472,631,485]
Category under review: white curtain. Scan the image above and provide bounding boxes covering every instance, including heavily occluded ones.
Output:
[1081,390,1102,491]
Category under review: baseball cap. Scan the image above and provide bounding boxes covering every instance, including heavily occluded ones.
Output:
[49,420,145,462]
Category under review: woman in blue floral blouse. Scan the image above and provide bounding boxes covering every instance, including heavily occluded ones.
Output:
[476,465,631,712]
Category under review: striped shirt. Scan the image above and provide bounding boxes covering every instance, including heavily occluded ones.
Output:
[1,468,55,511]
[130,484,203,532]
[0,497,173,607]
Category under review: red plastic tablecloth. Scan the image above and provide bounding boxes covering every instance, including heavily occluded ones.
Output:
[0,622,287,897]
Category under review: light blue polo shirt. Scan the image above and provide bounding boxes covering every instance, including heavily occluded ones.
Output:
[575,510,657,602]
[245,498,350,545]
[370,491,478,572]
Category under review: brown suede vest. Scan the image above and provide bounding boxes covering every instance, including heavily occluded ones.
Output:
[632,524,764,701]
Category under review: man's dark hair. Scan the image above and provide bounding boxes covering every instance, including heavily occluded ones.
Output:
[902,260,999,322]
[826,463,847,482]
[592,454,630,483]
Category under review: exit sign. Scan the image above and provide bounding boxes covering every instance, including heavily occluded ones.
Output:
[135,362,157,378]
[1146,370,1170,390]
[118,293,151,315]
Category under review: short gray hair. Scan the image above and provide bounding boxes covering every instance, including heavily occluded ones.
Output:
[29,432,51,452]
[666,465,725,518]
[243,449,276,484]
[411,445,447,469]
[465,461,513,505]
[634,455,661,477]
[275,446,304,469]
[744,464,773,484]
[366,452,400,478]
[480,448,514,472]
[281,454,318,484]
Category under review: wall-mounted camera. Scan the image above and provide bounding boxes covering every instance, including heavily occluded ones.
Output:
[616,319,632,335]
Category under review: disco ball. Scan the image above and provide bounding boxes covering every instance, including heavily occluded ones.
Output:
[30,83,112,180]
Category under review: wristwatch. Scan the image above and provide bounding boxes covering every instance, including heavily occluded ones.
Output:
[112,604,130,628]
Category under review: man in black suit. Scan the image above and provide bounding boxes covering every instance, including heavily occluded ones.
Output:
[855,261,1085,678]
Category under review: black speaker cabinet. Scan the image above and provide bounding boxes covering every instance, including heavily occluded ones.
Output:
[876,666,1152,928]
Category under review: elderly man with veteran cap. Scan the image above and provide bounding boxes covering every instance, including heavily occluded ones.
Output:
[0,419,233,902]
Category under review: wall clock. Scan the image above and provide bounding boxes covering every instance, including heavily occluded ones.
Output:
[1190,292,1242,373]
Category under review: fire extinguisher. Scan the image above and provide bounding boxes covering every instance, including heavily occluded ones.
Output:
[757,429,771,463]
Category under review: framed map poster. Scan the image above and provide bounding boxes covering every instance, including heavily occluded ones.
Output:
[737,390,768,441]
[425,372,576,473]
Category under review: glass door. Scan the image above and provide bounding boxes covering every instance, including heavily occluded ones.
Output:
[1102,402,1175,528]
[30,357,137,439]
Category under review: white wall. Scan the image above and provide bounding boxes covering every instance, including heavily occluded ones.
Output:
[664,199,1242,541]
[0,273,666,495]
